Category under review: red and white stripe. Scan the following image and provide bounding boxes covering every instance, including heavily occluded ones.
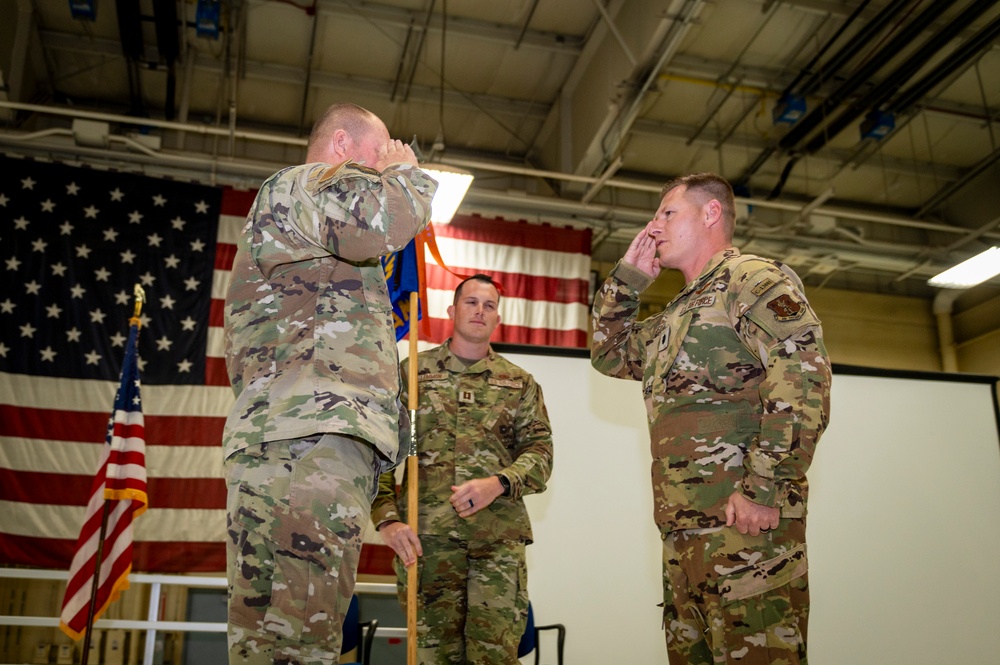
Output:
[423,216,592,348]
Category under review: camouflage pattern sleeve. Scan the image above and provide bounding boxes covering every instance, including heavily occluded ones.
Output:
[371,470,402,528]
[590,260,657,380]
[733,264,833,508]
[500,377,553,500]
[288,161,438,261]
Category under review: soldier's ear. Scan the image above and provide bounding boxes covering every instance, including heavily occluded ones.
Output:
[332,129,351,158]
[447,304,455,321]
[703,199,723,229]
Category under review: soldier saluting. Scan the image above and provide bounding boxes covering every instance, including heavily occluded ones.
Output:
[223,103,437,664]
[591,173,831,665]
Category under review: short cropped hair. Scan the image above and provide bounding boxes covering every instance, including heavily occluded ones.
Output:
[453,274,500,305]
[307,103,376,154]
[661,173,736,240]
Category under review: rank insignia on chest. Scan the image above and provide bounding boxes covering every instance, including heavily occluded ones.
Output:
[767,294,805,321]
[658,327,670,352]
[458,389,475,404]
[681,293,715,314]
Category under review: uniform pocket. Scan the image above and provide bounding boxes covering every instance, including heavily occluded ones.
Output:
[717,544,808,662]
[231,483,345,634]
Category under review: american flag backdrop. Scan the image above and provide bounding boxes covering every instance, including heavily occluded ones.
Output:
[0,154,237,572]
[0,156,592,576]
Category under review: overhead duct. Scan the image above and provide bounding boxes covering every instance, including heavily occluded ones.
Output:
[152,0,179,121]
[799,0,999,155]
[775,0,956,156]
[737,0,916,185]
[114,0,145,116]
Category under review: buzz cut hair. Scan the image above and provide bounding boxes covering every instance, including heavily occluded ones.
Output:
[307,103,376,154]
[453,274,500,305]
[661,172,737,240]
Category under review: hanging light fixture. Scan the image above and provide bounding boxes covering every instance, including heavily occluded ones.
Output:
[928,246,1000,289]
[421,164,474,224]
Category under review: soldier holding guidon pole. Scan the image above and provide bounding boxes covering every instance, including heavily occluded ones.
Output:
[374,274,554,665]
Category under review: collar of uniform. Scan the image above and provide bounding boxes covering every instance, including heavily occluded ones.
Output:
[687,247,740,292]
[440,338,495,374]
[664,247,740,309]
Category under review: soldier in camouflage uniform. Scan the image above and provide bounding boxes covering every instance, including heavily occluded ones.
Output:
[591,173,831,665]
[223,103,438,665]
[371,274,554,665]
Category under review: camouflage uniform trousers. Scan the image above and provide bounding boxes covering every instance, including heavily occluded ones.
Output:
[225,433,379,665]
[661,519,809,665]
[393,535,529,665]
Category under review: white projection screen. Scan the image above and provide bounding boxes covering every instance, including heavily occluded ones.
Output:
[478,346,1000,665]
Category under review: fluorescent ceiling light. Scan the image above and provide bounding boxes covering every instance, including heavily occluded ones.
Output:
[928,246,1000,289]
[421,164,474,224]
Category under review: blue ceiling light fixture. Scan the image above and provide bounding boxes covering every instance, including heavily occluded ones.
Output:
[195,0,222,39]
[68,0,97,20]
[772,94,806,125]
[860,109,895,140]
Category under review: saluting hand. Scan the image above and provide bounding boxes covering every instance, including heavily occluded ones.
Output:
[374,139,419,171]
[623,225,661,279]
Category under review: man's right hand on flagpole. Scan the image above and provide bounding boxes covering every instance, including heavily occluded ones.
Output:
[378,520,423,567]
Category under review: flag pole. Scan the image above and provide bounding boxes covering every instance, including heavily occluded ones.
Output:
[406,291,419,665]
[80,284,144,665]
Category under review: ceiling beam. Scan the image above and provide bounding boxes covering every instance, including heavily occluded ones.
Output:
[313,0,584,55]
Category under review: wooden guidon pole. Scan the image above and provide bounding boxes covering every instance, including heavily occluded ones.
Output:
[406,291,420,665]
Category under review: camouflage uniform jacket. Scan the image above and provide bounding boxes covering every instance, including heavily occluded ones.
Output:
[371,340,553,542]
[591,248,831,533]
[223,160,437,465]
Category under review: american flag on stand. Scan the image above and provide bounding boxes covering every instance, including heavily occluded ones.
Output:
[59,315,147,639]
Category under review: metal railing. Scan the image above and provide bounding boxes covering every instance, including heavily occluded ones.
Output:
[0,568,402,665]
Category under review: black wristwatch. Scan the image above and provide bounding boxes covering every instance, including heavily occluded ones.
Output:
[497,474,511,497]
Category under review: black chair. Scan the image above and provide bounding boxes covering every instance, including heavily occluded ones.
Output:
[517,601,566,665]
[340,595,378,665]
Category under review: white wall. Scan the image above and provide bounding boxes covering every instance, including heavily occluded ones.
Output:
[499,350,1000,664]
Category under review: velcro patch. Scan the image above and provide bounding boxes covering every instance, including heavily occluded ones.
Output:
[751,278,776,296]
[766,294,805,321]
[418,373,448,382]
[488,378,523,389]
[680,293,715,314]
[458,389,475,404]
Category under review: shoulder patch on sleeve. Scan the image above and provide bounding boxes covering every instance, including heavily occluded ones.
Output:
[746,287,820,340]
[766,293,805,321]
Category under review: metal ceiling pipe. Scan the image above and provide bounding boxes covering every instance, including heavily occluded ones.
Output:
[114,0,146,116]
[888,12,1000,115]
[152,0,179,121]
[781,0,875,98]
[933,289,962,372]
[0,99,990,239]
[737,0,910,184]
[588,0,705,177]
[801,0,999,155]
[777,0,957,154]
